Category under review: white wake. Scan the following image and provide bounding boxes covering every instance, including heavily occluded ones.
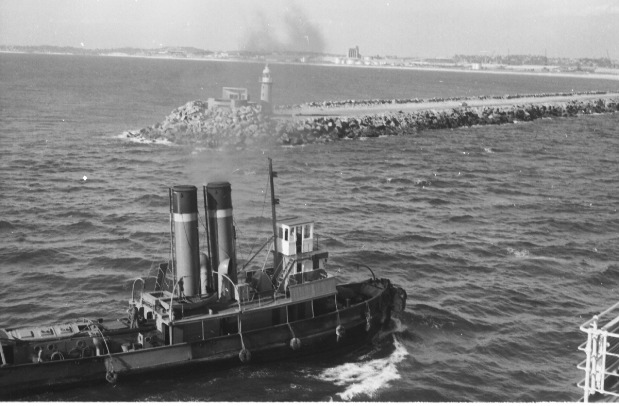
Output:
[318,335,408,401]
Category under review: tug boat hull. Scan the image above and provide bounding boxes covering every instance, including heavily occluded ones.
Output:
[1,279,403,398]
[0,355,107,397]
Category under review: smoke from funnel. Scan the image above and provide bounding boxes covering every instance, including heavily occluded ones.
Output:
[243,3,325,53]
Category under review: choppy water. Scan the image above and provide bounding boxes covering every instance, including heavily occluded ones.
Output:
[1,53,618,401]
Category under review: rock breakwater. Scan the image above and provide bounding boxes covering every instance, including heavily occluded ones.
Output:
[124,101,273,147]
[277,97,619,145]
[124,93,619,147]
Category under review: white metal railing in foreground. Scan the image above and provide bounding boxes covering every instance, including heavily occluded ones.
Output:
[578,301,619,402]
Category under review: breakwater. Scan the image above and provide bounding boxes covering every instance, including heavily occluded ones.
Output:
[279,97,619,145]
[125,100,274,147]
[124,93,619,147]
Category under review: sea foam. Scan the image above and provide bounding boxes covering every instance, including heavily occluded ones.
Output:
[318,336,408,401]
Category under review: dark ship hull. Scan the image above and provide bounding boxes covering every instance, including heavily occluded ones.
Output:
[1,279,404,397]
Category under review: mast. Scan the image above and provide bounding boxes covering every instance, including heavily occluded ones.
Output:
[169,188,176,285]
[268,158,280,273]
[203,185,212,292]
[203,185,211,260]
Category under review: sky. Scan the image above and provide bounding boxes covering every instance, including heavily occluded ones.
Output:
[0,0,617,59]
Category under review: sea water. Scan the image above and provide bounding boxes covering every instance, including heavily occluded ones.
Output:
[1,53,618,401]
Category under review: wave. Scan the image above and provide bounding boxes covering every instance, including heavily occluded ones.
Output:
[115,131,173,146]
[406,304,487,331]
[586,264,619,287]
[446,214,476,223]
[242,215,272,225]
[392,234,438,244]
[344,176,375,183]
[62,220,98,233]
[0,220,15,230]
[134,193,167,206]
[506,247,530,258]
[83,236,132,245]
[602,264,619,277]
[318,236,348,248]
[55,209,95,219]
[428,198,450,205]
[385,177,413,184]
[3,247,79,266]
[102,213,137,224]
[86,256,152,270]
[351,185,382,193]
[318,336,408,401]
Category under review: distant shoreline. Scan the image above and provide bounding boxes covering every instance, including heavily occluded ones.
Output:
[2,50,618,82]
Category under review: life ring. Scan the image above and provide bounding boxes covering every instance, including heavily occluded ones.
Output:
[76,340,86,349]
[47,344,57,352]
[290,337,302,351]
[106,371,118,384]
[336,325,346,342]
[239,348,251,363]
[50,351,64,361]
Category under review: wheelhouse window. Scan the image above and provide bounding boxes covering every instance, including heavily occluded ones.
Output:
[304,224,311,239]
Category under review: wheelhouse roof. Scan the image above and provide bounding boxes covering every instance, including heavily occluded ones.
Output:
[277,216,313,227]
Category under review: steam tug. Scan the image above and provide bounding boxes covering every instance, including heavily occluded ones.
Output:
[0,159,407,397]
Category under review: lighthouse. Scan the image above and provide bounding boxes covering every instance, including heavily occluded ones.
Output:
[259,64,273,114]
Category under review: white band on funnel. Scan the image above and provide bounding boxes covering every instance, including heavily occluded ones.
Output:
[208,209,233,218]
[173,213,198,222]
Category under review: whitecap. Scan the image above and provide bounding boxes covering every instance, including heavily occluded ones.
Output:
[506,247,530,257]
[115,131,172,145]
[318,336,408,401]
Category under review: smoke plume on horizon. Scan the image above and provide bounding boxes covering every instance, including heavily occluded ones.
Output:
[242,3,326,53]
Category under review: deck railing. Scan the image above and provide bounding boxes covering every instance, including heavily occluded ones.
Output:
[578,301,619,402]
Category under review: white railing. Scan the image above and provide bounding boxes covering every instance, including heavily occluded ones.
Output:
[214,272,242,312]
[578,301,619,402]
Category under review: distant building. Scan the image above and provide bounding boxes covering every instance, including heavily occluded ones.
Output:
[163,48,186,58]
[222,87,249,101]
[208,87,250,110]
[348,46,361,59]
[205,65,273,115]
